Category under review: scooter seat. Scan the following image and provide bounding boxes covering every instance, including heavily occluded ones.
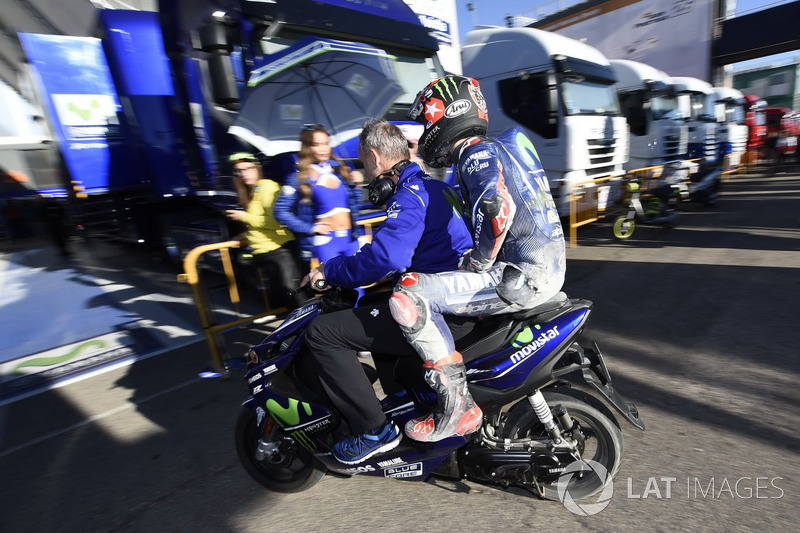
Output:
[509,291,570,320]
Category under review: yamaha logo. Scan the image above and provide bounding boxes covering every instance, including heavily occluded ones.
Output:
[445,99,471,118]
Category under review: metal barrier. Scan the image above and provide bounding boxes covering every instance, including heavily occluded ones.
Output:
[177,215,388,373]
[722,151,746,177]
[568,173,627,248]
[177,240,285,373]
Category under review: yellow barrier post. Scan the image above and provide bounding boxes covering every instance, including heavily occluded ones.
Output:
[177,240,286,374]
[568,173,628,248]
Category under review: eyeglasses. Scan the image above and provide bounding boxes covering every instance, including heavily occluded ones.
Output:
[302,123,327,132]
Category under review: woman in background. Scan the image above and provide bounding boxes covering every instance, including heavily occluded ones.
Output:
[225,152,303,310]
[274,124,364,274]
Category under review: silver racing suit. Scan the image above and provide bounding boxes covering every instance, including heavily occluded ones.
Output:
[390,127,566,362]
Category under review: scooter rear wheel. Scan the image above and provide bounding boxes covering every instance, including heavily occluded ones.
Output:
[613,217,635,239]
[502,388,624,501]
[235,407,326,492]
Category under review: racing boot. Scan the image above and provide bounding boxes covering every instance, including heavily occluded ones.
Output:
[405,352,482,442]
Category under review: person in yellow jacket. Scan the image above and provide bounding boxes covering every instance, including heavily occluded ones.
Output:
[225,152,304,310]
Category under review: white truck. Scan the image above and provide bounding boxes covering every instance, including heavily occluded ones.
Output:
[609,59,688,171]
[711,86,748,165]
[0,80,62,196]
[669,76,721,164]
[462,27,629,215]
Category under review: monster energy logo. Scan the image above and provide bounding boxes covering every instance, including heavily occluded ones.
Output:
[433,76,459,102]
[266,398,319,452]
[290,429,317,452]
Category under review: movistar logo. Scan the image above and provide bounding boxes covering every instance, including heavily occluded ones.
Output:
[68,99,101,121]
[266,397,313,427]
[433,77,459,101]
[509,325,560,364]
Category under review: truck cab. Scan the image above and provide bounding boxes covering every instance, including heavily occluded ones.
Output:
[743,94,767,159]
[609,59,688,171]
[669,76,722,165]
[712,87,748,164]
[462,27,628,215]
[764,107,799,160]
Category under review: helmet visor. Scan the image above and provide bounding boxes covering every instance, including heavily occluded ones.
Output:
[406,91,426,123]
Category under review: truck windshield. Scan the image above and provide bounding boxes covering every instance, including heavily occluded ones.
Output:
[259,38,442,108]
[688,93,715,122]
[650,94,681,120]
[721,102,746,125]
[561,77,619,116]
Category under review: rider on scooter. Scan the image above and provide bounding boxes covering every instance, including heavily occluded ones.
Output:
[301,118,473,464]
[389,75,567,442]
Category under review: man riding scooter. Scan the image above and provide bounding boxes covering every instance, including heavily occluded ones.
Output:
[301,118,473,464]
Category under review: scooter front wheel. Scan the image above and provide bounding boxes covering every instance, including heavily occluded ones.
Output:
[235,407,326,493]
[613,217,636,239]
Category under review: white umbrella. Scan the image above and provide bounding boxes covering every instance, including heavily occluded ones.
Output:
[229,37,404,156]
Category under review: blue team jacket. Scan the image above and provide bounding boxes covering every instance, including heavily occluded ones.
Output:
[324,162,473,288]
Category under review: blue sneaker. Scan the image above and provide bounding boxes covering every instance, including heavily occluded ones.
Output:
[332,422,401,465]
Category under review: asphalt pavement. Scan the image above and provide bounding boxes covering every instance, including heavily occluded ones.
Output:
[0,163,798,532]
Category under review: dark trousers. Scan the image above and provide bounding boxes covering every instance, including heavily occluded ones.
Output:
[303,292,476,435]
[253,242,304,310]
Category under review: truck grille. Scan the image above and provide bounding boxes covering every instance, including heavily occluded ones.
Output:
[587,137,617,166]
[664,134,682,157]
[704,133,717,159]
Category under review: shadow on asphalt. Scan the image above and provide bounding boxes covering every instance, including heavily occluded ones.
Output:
[1,166,798,531]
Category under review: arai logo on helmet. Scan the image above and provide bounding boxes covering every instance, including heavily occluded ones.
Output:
[445,99,472,118]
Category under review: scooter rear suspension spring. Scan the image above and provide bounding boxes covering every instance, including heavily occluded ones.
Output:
[528,390,562,443]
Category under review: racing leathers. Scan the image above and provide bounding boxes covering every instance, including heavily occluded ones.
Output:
[389,127,567,442]
[304,161,472,440]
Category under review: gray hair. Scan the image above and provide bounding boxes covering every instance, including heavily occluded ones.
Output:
[358,118,410,161]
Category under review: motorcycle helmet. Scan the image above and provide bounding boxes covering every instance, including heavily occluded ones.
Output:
[406,75,489,168]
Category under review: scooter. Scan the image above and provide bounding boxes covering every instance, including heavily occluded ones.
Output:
[613,172,683,240]
[235,282,644,501]
[684,166,721,205]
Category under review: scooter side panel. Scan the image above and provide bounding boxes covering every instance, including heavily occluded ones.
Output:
[465,307,590,391]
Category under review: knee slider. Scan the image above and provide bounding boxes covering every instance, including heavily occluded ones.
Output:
[389,289,427,333]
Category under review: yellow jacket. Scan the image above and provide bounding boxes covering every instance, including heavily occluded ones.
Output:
[240,179,295,255]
